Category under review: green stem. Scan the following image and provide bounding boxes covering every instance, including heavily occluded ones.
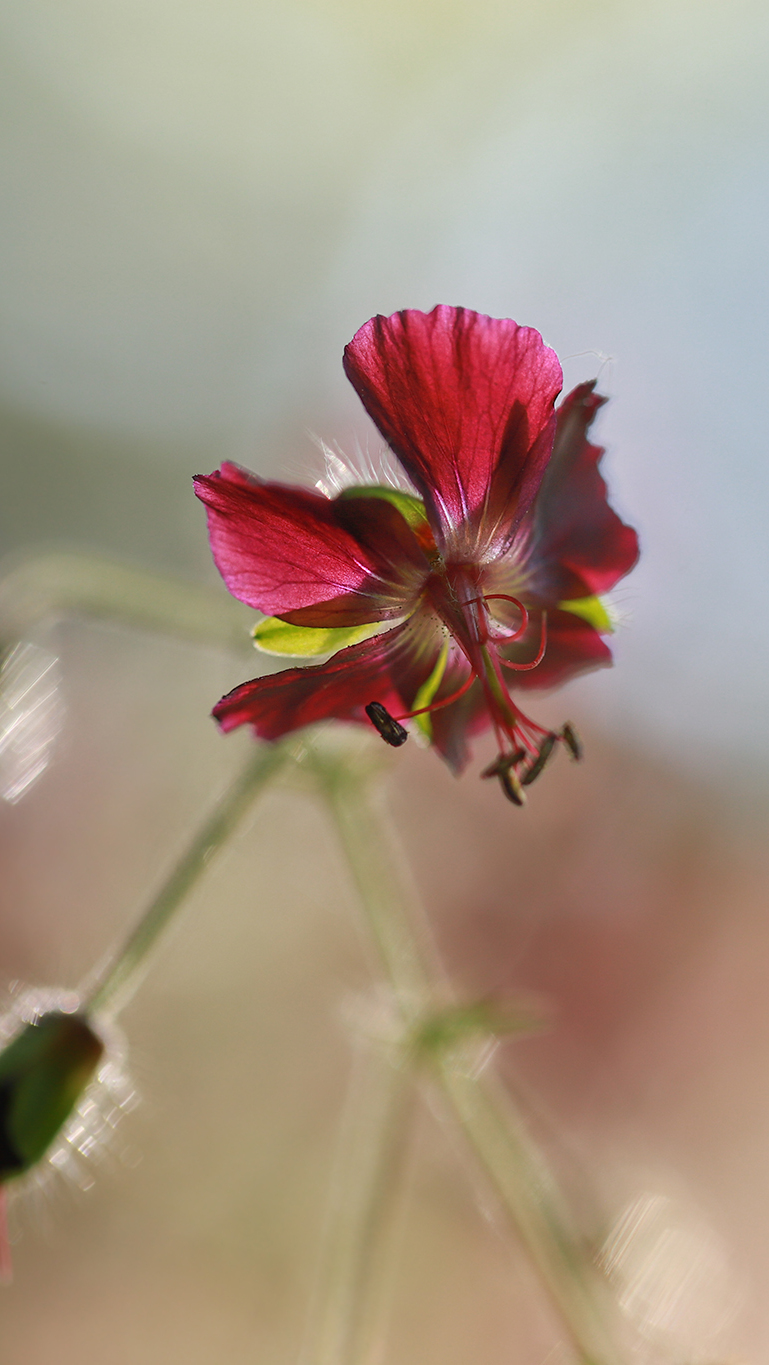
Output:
[435,1063,617,1365]
[305,1043,414,1365]
[313,758,433,1008]
[0,551,255,656]
[320,765,621,1365]
[86,741,290,1015]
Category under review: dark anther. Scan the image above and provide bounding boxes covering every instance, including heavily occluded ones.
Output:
[499,767,526,806]
[560,722,583,762]
[480,750,526,780]
[480,751,527,805]
[521,732,558,786]
[365,702,408,747]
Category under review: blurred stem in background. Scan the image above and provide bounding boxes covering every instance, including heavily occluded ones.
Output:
[85,739,294,1015]
[314,756,624,1365]
[0,553,624,1361]
[304,1039,416,1365]
[0,550,255,657]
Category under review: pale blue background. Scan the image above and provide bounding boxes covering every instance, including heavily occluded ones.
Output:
[1,0,767,779]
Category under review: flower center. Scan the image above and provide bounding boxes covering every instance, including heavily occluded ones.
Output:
[365,562,582,801]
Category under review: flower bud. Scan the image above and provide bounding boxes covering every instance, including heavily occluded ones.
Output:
[0,1011,104,1182]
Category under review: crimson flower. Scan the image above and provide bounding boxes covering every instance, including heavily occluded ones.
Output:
[194,307,638,802]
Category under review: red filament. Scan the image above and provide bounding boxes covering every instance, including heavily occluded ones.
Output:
[500,611,548,672]
[393,670,476,721]
[468,593,529,641]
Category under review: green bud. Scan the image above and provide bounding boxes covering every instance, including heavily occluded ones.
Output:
[0,1011,104,1182]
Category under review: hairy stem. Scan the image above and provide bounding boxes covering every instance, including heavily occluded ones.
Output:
[320,763,621,1365]
[0,551,255,656]
[313,758,433,1009]
[304,1043,414,1365]
[86,741,290,1014]
[435,1062,617,1364]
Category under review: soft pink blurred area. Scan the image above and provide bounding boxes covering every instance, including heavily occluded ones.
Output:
[0,624,766,1361]
[1,0,768,1360]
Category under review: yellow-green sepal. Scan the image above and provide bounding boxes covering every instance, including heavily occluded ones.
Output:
[558,595,614,633]
[337,484,429,533]
[409,638,450,741]
[252,616,384,658]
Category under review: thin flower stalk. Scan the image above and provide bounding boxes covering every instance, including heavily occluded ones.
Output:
[86,740,292,1015]
[318,762,623,1365]
[435,1063,620,1365]
[0,551,255,658]
[304,1041,415,1365]
[311,751,434,1009]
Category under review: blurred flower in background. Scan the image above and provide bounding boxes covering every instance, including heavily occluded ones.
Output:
[0,1,768,1361]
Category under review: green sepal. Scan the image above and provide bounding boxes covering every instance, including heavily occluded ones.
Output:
[0,1012,104,1180]
[558,595,614,633]
[337,484,429,533]
[252,617,384,658]
[409,637,450,741]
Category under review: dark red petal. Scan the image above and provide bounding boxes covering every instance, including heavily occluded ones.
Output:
[532,383,639,600]
[485,411,558,558]
[500,607,612,691]
[425,665,489,775]
[278,493,430,626]
[194,467,428,624]
[343,308,562,553]
[212,620,442,740]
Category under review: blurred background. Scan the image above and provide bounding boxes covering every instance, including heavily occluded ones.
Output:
[1,0,768,1360]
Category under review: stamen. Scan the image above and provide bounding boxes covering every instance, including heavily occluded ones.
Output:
[521,732,558,786]
[560,721,583,762]
[500,767,526,806]
[393,671,476,721]
[366,671,479,746]
[500,611,548,672]
[365,702,408,747]
[480,750,526,779]
[480,750,527,805]
[468,594,529,642]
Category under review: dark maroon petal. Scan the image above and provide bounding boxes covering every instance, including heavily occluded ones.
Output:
[194,467,428,624]
[343,308,562,553]
[532,383,639,600]
[278,493,431,626]
[427,668,489,775]
[485,411,558,558]
[212,620,442,740]
[499,607,612,691]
